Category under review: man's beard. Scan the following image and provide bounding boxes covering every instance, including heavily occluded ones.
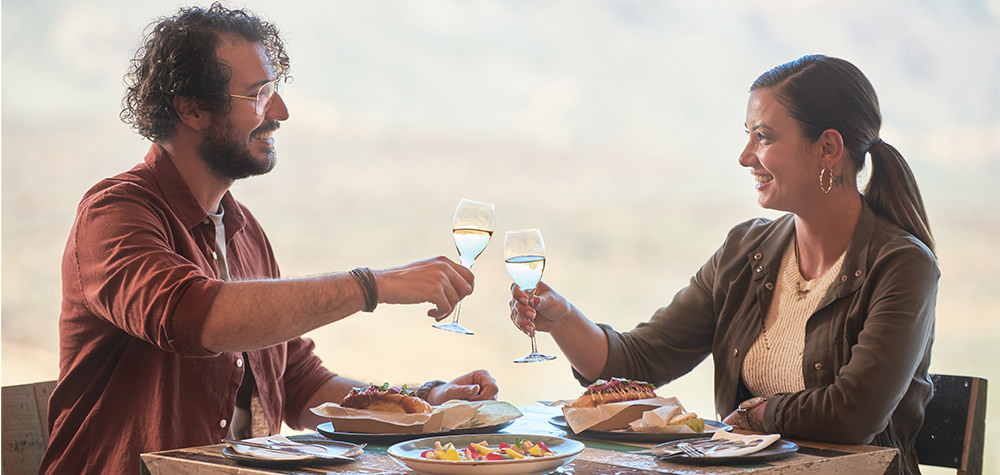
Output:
[199,117,279,180]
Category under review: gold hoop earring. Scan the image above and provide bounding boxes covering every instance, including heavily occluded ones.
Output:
[819,168,833,194]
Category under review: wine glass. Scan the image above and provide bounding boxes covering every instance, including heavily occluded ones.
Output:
[504,229,556,363]
[432,198,495,335]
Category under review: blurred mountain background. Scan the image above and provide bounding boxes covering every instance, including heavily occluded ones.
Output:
[3,0,998,471]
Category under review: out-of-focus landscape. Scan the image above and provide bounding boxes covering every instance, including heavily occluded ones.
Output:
[3,0,998,471]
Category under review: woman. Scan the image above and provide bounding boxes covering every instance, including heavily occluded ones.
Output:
[510,55,937,474]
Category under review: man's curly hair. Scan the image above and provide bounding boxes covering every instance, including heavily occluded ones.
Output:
[121,2,290,141]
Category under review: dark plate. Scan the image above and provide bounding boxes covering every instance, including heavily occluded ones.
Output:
[658,438,799,465]
[548,415,732,443]
[317,420,515,445]
[221,440,360,468]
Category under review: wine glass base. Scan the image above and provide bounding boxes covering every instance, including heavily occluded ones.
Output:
[432,322,475,335]
[513,352,557,363]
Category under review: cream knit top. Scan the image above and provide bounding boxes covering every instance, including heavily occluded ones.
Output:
[742,239,846,397]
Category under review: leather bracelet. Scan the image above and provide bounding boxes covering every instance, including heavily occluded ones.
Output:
[349,267,378,312]
[415,380,446,401]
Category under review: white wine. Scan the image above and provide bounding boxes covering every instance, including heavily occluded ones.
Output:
[453,228,492,266]
[505,255,545,291]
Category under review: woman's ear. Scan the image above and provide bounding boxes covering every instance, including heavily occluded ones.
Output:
[818,128,845,169]
[173,96,212,131]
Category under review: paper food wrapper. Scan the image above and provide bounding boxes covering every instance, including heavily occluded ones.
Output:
[310,400,522,434]
[627,403,699,433]
[561,396,690,433]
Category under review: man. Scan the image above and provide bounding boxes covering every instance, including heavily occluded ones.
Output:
[40,4,497,473]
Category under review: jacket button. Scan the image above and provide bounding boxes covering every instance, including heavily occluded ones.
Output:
[814,362,823,371]
[220,419,228,428]
[236,358,243,368]
[733,348,740,357]
[765,282,774,290]
[855,270,863,277]
[840,275,848,282]
[755,265,763,273]
[754,253,763,260]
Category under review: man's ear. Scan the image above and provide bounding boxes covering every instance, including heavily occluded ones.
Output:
[818,128,845,169]
[173,96,212,131]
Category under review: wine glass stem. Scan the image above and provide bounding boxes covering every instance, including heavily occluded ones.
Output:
[449,261,473,323]
[526,288,538,351]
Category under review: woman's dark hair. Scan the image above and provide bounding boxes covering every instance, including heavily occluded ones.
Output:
[121,2,290,141]
[751,55,934,254]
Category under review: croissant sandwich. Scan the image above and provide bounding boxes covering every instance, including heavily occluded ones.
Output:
[341,383,432,414]
[570,377,658,408]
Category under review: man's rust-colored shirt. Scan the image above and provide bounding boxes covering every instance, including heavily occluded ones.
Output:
[41,144,335,474]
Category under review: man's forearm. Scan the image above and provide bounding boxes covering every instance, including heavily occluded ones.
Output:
[200,273,366,353]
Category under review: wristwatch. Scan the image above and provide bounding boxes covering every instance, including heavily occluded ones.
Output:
[736,396,767,431]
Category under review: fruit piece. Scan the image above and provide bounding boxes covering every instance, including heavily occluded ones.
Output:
[504,447,525,459]
[420,450,438,459]
[471,443,492,456]
[537,440,552,455]
[440,446,460,461]
[485,452,507,461]
[528,444,543,457]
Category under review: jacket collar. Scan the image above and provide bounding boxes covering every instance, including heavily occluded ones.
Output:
[747,200,877,305]
[143,143,247,237]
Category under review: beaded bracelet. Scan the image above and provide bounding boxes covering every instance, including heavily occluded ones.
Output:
[349,267,378,312]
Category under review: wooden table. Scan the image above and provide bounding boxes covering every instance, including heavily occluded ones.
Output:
[141,405,900,474]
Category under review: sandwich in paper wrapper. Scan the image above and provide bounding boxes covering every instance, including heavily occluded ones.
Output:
[310,399,522,434]
[558,378,707,434]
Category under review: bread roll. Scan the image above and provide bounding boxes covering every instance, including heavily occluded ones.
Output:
[570,377,657,408]
[341,383,432,414]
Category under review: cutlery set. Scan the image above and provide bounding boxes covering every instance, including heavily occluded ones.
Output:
[631,438,765,458]
[222,438,366,461]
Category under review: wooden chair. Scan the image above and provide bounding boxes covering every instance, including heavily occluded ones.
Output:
[915,373,988,475]
[2,380,57,475]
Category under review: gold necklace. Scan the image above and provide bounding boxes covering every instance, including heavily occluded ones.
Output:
[793,238,811,300]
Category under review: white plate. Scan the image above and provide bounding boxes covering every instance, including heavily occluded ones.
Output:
[387,433,584,475]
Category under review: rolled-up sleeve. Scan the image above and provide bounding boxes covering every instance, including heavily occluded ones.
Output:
[72,186,221,357]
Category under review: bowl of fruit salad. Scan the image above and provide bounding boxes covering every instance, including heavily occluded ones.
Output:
[386,433,584,475]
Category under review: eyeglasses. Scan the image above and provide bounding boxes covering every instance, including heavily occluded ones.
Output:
[228,77,285,116]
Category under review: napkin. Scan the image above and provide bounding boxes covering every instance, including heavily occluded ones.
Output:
[227,435,328,460]
[628,404,702,433]
[702,431,781,457]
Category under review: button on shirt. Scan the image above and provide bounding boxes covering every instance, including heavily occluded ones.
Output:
[40,144,335,474]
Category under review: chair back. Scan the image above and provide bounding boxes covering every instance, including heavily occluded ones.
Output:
[2,380,57,475]
[915,373,987,475]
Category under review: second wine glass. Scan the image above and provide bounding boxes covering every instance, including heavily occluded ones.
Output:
[504,229,556,363]
[433,198,495,335]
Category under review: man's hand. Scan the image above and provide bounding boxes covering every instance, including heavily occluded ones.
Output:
[426,369,499,405]
[375,256,474,320]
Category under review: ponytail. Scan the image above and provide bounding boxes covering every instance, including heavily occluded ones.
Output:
[864,140,935,254]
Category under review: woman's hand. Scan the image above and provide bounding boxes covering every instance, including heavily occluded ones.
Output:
[509,281,570,336]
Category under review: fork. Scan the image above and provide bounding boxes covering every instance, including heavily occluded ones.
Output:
[677,442,707,457]
[655,442,708,460]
